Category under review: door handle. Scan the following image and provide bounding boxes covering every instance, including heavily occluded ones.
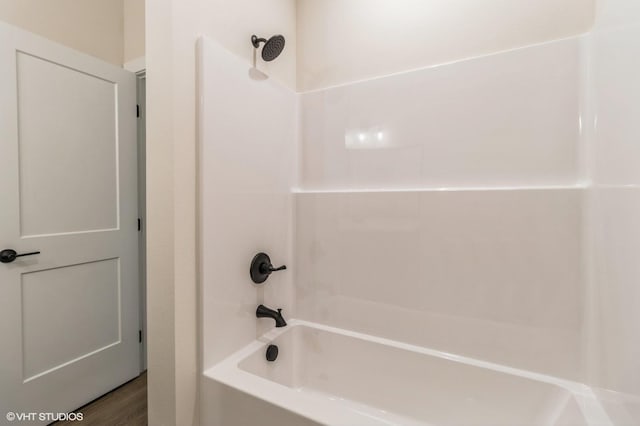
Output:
[0,249,41,263]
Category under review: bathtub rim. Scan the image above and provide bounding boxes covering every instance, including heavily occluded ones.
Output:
[203,319,612,426]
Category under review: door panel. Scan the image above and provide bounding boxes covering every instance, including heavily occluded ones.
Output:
[21,258,120,381]
[0,22,139,424]
[16,51,119,236]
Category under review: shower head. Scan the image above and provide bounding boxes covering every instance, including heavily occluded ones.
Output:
[251,34,286,62]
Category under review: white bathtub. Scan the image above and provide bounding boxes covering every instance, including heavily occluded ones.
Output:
[203,320,612,426]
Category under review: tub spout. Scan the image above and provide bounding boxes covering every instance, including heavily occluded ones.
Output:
[256,304,287,327]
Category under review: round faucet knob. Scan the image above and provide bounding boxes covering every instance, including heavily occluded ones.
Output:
[250,252,286,284]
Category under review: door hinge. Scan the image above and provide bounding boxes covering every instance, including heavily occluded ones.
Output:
[136,104,140,118]
[138,218,141,232]
[139,330,143,343]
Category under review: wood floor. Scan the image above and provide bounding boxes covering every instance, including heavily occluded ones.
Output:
[54,372,147,426]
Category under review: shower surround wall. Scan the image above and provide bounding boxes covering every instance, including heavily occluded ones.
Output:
[298,39,583,190]
[295,38,587,381]
[199,38,297,368]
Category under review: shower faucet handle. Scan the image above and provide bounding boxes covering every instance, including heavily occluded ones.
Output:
[250,252,286,284]
[265,264,286,273]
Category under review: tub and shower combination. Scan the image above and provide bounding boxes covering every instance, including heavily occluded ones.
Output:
[199,1,640,424]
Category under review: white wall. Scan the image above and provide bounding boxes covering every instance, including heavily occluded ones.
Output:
[146,1,179,424]
[296,0,595,91]
[0,0,124,65]
[145,0,296,424]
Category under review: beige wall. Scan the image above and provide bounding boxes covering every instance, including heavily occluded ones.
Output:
[296,0,595,91]
[124,0,145,63]
[145,0,296,424]
[0,0,144,67]
[0,0,124,65]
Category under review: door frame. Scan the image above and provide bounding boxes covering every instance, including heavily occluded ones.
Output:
[136,70,147,372]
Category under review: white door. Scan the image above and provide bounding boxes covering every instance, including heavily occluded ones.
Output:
[0,22,140,424]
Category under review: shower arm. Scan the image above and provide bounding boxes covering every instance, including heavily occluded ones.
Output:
[251,35,267,48]
[251,35,264,69]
